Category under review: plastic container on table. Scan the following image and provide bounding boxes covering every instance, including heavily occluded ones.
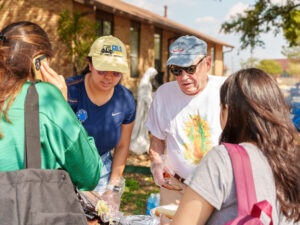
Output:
[119,215,160,225]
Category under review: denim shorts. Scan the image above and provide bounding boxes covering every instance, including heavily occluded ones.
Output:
[94,151,112,194]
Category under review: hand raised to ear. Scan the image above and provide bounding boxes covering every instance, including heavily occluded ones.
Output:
[40,62,68,101]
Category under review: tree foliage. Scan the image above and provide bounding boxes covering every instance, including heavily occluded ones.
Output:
[58,10,98,74]
[240,57,260,69]
[286,62,300,77]
[281,9,300,62]
[282,45,300,60]
[256,59,283,76]
[221,0,300,50]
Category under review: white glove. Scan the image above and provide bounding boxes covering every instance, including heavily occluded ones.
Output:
[150,155,173,187]
[101,189,120,212]
[101,177,125,212]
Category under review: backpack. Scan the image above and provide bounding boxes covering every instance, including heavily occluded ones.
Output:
[0,82,88,225]
[223,143,273,225]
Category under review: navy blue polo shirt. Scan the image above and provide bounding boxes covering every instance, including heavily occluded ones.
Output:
[66,75,136,156]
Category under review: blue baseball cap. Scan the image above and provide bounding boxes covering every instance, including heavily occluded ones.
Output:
[166,35,207,67]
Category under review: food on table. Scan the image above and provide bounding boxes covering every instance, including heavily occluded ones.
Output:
[154,204,178,219]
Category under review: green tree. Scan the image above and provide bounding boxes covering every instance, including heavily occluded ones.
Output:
[240,57,260,69]
[221,0,300,50]
[286,62,300,77]
[281,10,300,62]
[58,10,99,74]
[282,45,300,60]
[256,59,283,76]
[282,9,300,46]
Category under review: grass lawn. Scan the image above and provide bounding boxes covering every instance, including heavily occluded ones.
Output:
[120,173,159,215]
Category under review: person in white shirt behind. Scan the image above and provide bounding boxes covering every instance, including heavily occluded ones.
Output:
[171,68,300,225]
[145,35,226,224]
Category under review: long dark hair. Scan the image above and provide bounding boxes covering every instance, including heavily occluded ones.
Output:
[79,56,92,75]
[0,21,52,137]
[220,68,300,221]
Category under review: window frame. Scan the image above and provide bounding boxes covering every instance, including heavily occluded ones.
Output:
[130,21,140,78]
[154,27,162,73]
[95,10,113,36]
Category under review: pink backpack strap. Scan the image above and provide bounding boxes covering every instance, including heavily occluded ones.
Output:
[251,200,273,225]
[223,143,257,216]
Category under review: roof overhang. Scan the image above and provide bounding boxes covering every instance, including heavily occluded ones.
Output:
[74,0,234,48]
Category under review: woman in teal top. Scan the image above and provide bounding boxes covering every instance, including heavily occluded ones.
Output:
[0,21,102,191]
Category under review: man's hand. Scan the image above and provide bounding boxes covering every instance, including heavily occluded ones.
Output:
[150,160,166,186]
[149,136,172,187]
[150,156,173,187]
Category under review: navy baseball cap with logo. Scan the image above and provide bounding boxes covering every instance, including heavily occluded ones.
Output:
[166,35,207,67]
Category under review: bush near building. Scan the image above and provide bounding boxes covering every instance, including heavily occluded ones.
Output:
[286,62,300,77]
[256,60,283,76]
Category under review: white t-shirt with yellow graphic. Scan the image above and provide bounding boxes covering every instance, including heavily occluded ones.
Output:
[145,75,226,179]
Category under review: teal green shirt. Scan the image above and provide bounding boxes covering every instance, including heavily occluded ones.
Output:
[0,81,102,191]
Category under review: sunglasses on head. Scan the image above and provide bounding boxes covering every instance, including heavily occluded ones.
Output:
[169,56,206,76]
[98,71,122,77]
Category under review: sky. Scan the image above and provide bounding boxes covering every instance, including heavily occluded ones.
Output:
[121,0,297,73]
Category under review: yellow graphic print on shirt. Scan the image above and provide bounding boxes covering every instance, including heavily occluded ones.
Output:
[183,115,212,164]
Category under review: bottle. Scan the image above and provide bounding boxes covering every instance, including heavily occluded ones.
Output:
[146,193,156,215]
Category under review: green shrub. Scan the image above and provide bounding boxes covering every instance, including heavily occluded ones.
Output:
[256,60,283,76]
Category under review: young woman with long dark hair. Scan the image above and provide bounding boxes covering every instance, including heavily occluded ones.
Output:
[171,68,300,224]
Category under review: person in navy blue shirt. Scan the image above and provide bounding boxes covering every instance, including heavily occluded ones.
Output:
[66,36,136,210]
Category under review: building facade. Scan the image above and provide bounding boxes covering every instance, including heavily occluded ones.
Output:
[0,0,233,96]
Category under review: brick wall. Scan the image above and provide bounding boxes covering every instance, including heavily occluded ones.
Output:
[0,0,74,76]
[162,30,177,82]
[114,16,156,97]
[139,23,155,76]
[73,2,94,22]
[113,15,132,89]
[0,0,225,96]
[205,42,224,76]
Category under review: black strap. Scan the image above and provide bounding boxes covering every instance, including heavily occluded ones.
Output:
[24,81,41,168]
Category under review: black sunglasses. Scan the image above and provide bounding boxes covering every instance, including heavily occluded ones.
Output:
[169,56,206,76]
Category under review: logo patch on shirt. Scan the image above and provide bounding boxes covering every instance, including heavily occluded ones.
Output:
[76,109,88,122]
[112,112,121,117]
[183,115,212,165]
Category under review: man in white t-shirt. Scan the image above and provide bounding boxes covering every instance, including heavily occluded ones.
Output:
[145,35,226,209]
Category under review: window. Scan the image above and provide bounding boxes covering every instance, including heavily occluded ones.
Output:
[154,28,162,72]
[130,21,140,78]
[95,10,113,36]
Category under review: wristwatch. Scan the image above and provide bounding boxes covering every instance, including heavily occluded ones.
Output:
[107,184,121,193]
